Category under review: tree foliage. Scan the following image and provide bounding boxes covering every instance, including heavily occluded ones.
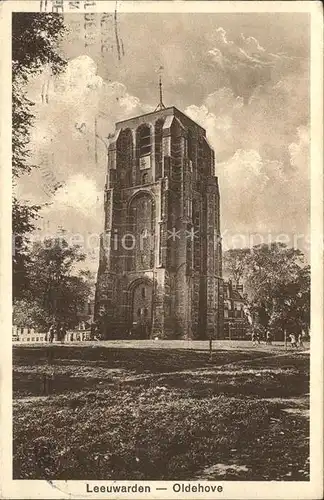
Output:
[12,197,41,299]
[12,13,67,300]
[13,237,93,330]
[223,248,250,285]
[12,13,67,178]
[13,299,48,330]
[223,243,310,337]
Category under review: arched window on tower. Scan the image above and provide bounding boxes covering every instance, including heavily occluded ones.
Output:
[128,193,155,271]
[187,128,194,172]
[188,129,193,159]
[117,128,133,187]
[136,123,152,185]
[170,119,182,182]
[155,118,164,179]
[138,124,151,157]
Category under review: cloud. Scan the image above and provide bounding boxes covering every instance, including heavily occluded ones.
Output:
[205,87,244,115]
[20,55,147,200]
[186,50,309,161]
[33,173,104,273]
[16,55,148,268]
[284,125,310,234]
[46,174,102,217]
[211,28,270,67]
[239,33,266,56]
[289,125,309,172]
[28,56,147,151]
[186,86,309,247]
[18,44,309,265]
[208,27,300,100]
[218,143,309,247]
[186,88,244,159]
[218,149,269,231]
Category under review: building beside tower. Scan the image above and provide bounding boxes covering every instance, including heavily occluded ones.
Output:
[95,106,223,339]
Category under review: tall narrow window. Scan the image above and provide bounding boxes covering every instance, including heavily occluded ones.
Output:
[137,124,151,177]
[188,128,193,161]
[171,127,182,182]
[187,128,194,177]
[128,193,155,271]
[117,128,133,187]
[155,119,164,179]
[138,124,151,157]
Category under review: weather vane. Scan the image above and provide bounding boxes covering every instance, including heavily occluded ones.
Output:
[154,65,166,111]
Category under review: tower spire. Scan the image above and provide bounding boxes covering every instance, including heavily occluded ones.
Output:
[155,66,166,111]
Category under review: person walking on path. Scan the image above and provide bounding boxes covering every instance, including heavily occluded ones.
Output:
[49,324,55,343]
[289,333,297,348]
[297,332,304,349]
[59,325,66,343]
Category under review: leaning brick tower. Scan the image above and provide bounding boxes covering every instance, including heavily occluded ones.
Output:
[95,105,223,340]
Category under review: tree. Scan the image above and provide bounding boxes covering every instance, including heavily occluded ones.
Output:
[223,248,250,285]
[18,237,93,330]
[12,13,67,299]
[223,243,310,338]
[12,13,67,177]
[13,299,49,331]
[268,263,310,336]
[12,197,41,299]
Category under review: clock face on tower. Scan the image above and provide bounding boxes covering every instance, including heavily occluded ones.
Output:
[140,155,151,170]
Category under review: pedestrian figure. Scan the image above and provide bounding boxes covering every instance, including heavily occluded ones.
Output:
[266,330,272,345]
[251,331,257,346]
[59,325,66,343]
[49,325,55,343]
[256,332,261,344]
[297,332,304,349]
[47,325,53,343]
[289,333,297,348]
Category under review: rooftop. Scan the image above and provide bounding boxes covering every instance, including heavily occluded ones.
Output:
[116,106,206,133]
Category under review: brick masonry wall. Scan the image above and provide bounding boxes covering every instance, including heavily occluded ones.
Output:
[96,107,223,340]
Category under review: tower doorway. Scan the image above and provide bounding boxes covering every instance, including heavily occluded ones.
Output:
[131,281,153,338]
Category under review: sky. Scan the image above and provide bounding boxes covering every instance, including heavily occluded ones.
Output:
[15,11,310,272]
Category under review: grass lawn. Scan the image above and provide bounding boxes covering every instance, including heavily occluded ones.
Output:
[13,340,309,481]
